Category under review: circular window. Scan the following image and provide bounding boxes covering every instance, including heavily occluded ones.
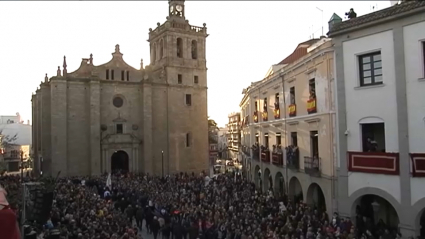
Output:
[113,96,124,108]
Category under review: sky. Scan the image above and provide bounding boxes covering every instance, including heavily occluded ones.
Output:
[0,1,391,127]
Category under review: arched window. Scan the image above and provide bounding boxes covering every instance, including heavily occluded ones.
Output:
[191,40,198,59]
[159,39,164,59]
[152,43,156,62]
[177,38,183,58]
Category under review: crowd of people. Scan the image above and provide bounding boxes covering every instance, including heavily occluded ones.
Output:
[0,170,406,239]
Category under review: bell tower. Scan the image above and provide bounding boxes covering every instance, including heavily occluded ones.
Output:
[168,0,186,22]
[147,0,210,174]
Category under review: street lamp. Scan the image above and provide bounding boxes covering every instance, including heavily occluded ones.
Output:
[161,150,164,178]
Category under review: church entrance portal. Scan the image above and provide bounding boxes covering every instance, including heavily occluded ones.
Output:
[111,150,129,173]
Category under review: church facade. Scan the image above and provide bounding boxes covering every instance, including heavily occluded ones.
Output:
[31,0,209,177]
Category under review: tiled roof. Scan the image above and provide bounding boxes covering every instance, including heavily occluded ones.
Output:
[328,1,425,35]
[277,39,320,65]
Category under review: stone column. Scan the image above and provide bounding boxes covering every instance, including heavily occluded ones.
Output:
[89,80,101,175]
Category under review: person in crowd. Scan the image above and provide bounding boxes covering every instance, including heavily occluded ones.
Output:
[0,171,402,239]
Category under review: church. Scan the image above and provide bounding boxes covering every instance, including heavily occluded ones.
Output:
[31,0,209,177]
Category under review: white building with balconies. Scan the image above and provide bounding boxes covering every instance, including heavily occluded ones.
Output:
[328,1,425,237]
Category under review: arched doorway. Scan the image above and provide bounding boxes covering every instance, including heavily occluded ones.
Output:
[419,209,425,238]
[254,165,261,188]
[288,177,303,204]
[352,194,399,235]
[274,172,285,197]
[263,168,271,192]
[306,183,326,212]
[111,150,129,173]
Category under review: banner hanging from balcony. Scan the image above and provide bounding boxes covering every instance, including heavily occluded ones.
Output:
[288,104,296,117]
[307,99,317,113]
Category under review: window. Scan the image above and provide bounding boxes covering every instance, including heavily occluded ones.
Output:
[255,135,259,143]
[185,94,192,106]
[291,132,298,146]
[276,133,281,145]
[116,124,123,134]
[191,40,198,59]
[186,133,191,147]
[309,79,316,98]
[359,51,382,86]
[11,150,18,158]
[264,98,267,110]
[254,101,258,111]
[106,69,109,80]
[126,71,130,81]
[310,131,319,157]
[361,122,385,152]
[290,87,295,104]
[275,93,279,107]
[177,38,183,58]
[111,70,115,80]
[113,96,124,108]
[264,133,269,148]
[194,75,199,84]
[178,74,183,84]
[121,70,124,81]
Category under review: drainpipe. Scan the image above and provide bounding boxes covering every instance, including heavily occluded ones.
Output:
[327,57,337,213]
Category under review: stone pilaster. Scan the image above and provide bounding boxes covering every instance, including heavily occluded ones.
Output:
[143,84,153,174]
[89,80,101,175]
[40,83,51,174]
[50,79,68,176]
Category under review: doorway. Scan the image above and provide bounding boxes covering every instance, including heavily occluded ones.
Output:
[111,150,129,173]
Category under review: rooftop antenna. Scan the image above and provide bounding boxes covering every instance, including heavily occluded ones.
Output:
[316,7,324,36]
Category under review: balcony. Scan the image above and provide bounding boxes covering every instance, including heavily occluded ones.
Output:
[253,111,259,123]
[410,153,425,177]
[286,146,299,170]
[252,146,259,160]
[288,104,296,117]
[241,145,251,156]
[307,98,317,114]
[347,151,400,175]
[304,156,321,177]
[261,147,270,163]
[262,111,268,121]
[272,152,283,166]
[274,103,280,119]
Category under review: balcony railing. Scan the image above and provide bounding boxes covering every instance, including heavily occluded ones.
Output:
[272,152,283,166]
[307,98,317,114]
[286,146,299,170]
[253,111,259,123]
[241,146,251,156]
[304,156,321,177]
[347,151,400,175]
[410,153,425,177]
[252,147,259,160]
[288,104,296,117]
[261,149,270,163]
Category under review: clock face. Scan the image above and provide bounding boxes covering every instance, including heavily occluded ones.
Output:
[176,5,183,12]
[170,5,174,12]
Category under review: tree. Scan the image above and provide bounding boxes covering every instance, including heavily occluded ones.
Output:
[208,117,219,144]
[0,129,18,174]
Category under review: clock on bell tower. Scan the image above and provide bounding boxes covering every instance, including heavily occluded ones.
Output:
[169,0,185,19]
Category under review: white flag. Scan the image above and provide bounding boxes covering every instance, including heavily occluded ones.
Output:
[106,173,112,189]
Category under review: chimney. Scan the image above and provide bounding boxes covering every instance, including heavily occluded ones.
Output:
[328,13,343,32]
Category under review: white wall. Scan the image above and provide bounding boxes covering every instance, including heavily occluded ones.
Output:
[403,21,425,154]
[403,21,425,206]
[342,30,399,152]
[343,30,401,202]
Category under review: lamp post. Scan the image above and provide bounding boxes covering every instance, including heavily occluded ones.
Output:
[161,150,164,178]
